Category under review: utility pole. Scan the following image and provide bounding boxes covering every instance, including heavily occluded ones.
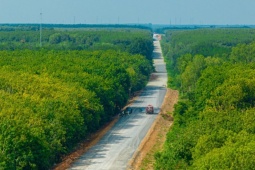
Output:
[40,12,42,47]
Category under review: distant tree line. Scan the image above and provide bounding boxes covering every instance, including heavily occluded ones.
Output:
[0,23,152,32]
[0,28,153,60]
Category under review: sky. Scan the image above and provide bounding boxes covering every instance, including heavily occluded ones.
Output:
[0,0,255,25]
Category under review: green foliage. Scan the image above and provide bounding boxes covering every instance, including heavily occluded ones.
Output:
[192,131,255,170]
[161,28,255,88]
[0,28,153,169]
[0,28,153,59]
[155,28,255,169]
[230,42,255,63]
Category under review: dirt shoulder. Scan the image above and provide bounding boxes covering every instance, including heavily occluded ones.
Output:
[128,88,179,170]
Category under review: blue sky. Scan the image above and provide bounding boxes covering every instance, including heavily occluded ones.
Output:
[0,0,254,25]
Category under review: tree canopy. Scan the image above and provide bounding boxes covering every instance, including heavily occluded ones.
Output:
[0,28,153,169]
[155,28,255,169]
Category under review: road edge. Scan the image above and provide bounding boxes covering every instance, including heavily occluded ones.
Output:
[53,117,119,170]
[127,88,178,170]
[52,91,144,170]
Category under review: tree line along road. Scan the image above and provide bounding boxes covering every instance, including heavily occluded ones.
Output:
[69,39,167,170]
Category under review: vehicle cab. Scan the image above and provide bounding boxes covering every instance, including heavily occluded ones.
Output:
[146,104,154,114]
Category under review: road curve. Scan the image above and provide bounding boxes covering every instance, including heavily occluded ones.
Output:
[69,40,167,170]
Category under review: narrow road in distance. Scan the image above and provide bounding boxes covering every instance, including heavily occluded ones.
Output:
[69,39,167,170]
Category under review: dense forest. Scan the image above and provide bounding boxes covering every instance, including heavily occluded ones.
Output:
[0,28,153,60]
[155,28,255,169]
[0,27,154,169]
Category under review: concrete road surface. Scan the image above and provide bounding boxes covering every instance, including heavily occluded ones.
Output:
[69,40,167,170]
